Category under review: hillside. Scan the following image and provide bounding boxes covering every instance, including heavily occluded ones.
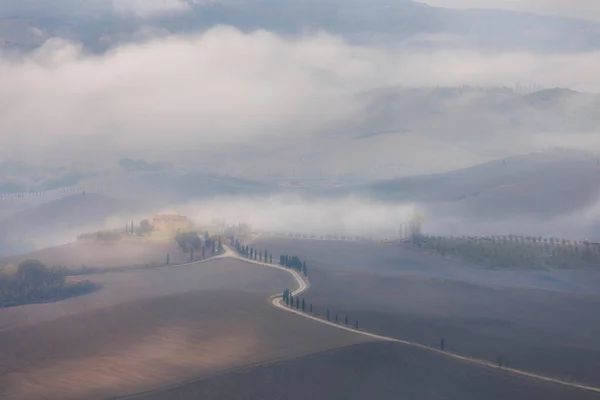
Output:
[363,148,600,220]
[134,341,599,400]
[4,0,600,52]
[0,258,368,399]
[0,194,127,256]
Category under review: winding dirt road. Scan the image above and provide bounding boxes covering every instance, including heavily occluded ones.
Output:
[224,246,600,395]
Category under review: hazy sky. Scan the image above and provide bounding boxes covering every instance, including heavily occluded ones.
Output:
[421,0,600,20]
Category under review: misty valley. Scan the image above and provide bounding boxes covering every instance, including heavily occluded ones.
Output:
[2,0,600,399]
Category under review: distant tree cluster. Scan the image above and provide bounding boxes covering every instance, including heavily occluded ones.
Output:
[279,255,308,276]
[175,231,202,254]
[0,259,98,308]
[78,229,122,242]
[124,219,153,236]
[415,234,600,269]
[234,240,271,263]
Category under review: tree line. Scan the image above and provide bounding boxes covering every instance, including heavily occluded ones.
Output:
[0,259,98,308]
[282,289,358,329]
[233,239,273,264]
[174,231,224,263]
[414,234,600,269]
[279,254,308,276]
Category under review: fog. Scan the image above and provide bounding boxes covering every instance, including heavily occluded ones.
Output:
[156,195,419,239]
[2,27,600,173]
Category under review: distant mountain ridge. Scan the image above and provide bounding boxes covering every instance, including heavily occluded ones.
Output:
[3,0,600,52]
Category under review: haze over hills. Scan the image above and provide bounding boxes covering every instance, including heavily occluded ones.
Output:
[3,0,600,52]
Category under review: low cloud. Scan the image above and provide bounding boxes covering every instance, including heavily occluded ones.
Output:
[167,195,419,239]
[2,27,600,170]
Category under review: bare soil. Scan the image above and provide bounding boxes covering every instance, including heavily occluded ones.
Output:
[253,237,600,387]
[132,341,600,400]
[0,258,369,399]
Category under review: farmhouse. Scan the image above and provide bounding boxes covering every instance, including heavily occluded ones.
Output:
[152,215,191,232]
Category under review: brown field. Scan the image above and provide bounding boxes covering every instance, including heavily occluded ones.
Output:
[0,258,369,400]
[0,238,190,272]
[253,237,600,387]
[133,341,600,400]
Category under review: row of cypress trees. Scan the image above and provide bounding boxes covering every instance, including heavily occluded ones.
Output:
[279,255,308,276]
[233,239,273,263]
[282,289,359,329]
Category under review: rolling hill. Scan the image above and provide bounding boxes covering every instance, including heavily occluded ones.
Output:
[4,0,600,52]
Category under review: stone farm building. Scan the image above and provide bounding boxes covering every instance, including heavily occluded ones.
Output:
[153,215,191,232]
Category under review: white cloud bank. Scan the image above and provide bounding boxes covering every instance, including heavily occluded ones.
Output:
[2,27,600,167]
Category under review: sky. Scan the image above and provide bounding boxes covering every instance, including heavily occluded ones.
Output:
[421,0,600,21]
